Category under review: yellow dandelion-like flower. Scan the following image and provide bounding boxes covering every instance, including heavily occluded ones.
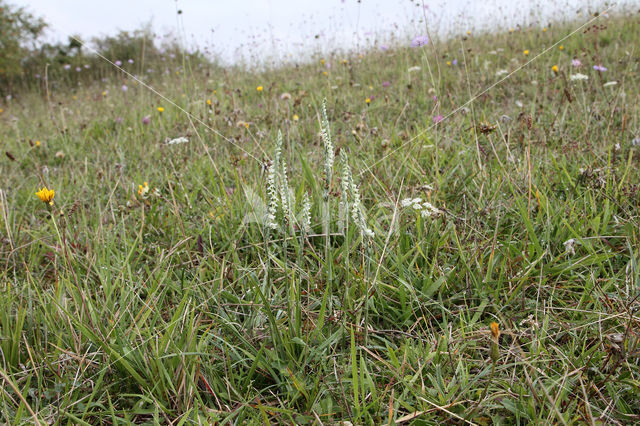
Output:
[552,65,559,73]
[323,71,328,76]
[523,49,530,56]
[36,187,55,205]
[509,28,514,33]
[542,27,547,32]
[206,99,212,106]
[72,95,77,100]
[0,108,3,114]
[365,97,371,104]
[157,107,164,112]
[446,61,451,66]
[35,140,41,147]
[101,91,107,96]
[244,122,249,129]
[292,114,299,121]
[559,45,564,50]
[320,59,325,65]
[341,59,347,64]
[256,86,263,92]
[490,322,500,340]
[466,30,471,35]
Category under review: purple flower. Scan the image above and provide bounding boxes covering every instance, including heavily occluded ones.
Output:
[75,67,81,72]
[432,95,438,102]
[452,59,458,65]
[142,116,150,125]
[411,35,429,47]
[35,74,41,79]
[433,115,444,124]
[115,117,123,124]
[115,60,123,67]
[63,64,71,70]
[121,84,128,92]
[571,59,582,67]
[382,81,391,88]
[593,64,607,72]
[380,44,389,51]
[84,64,90,69]
[128,59,134,64]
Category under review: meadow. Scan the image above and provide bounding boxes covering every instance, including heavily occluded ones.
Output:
[1,8,640,424]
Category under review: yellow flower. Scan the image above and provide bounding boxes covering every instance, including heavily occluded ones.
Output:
[206,99,212,105]
[559,45,564,50]
[256,86,263,92]
[509,28,514,33]
[72,95,77,100]
[323,71,328,76]
[35,140,41,147]
[466,30,471,35]
[542,27,547,32]
[138,181,149,197]
[36,187,55,205]
[552,65,559,73]
[341,59,347,64]
[101,91,107,96]
[157,107,164,112]
[0,108,3,113]
[292,114,299,121]
[490,322,500,340]
[523,49,530,56]
[365,97,371,104]
[320,58,325,65]
[446,61,451,66]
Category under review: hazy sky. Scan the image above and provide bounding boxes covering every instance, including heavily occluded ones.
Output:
[14,0,632,64]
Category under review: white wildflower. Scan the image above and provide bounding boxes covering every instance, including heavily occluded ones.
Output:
[603,81,617,87]
[496,69,508,77]
[563,238,576,255]
[167,136,189,145]
[570,73,589,81]
[408,66,421,73]
[301,193,312,233]
[266,163,278,230]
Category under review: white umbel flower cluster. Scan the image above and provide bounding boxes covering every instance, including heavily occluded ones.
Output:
[569,73,589,81]
[401,197,442,218]
[166,136,189,145]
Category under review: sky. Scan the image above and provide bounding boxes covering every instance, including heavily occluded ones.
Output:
[13,0,634,65]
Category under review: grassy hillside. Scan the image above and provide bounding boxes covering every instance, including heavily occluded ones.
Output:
[1,10,639,424]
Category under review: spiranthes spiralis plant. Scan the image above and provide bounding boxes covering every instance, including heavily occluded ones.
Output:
[320,99,334,292]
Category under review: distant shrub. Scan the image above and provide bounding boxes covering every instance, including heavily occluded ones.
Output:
[0,0,46,92]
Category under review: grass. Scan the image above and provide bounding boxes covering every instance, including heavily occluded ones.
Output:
[1,8,640,424]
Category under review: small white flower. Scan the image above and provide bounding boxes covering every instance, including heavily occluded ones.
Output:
[408,66,421,73]
[570,73,589,81]
[167,136,189,145]
[515,100,523,108]
[603,81,617,87]
[563,238,577,255]
[495,69,508,77]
